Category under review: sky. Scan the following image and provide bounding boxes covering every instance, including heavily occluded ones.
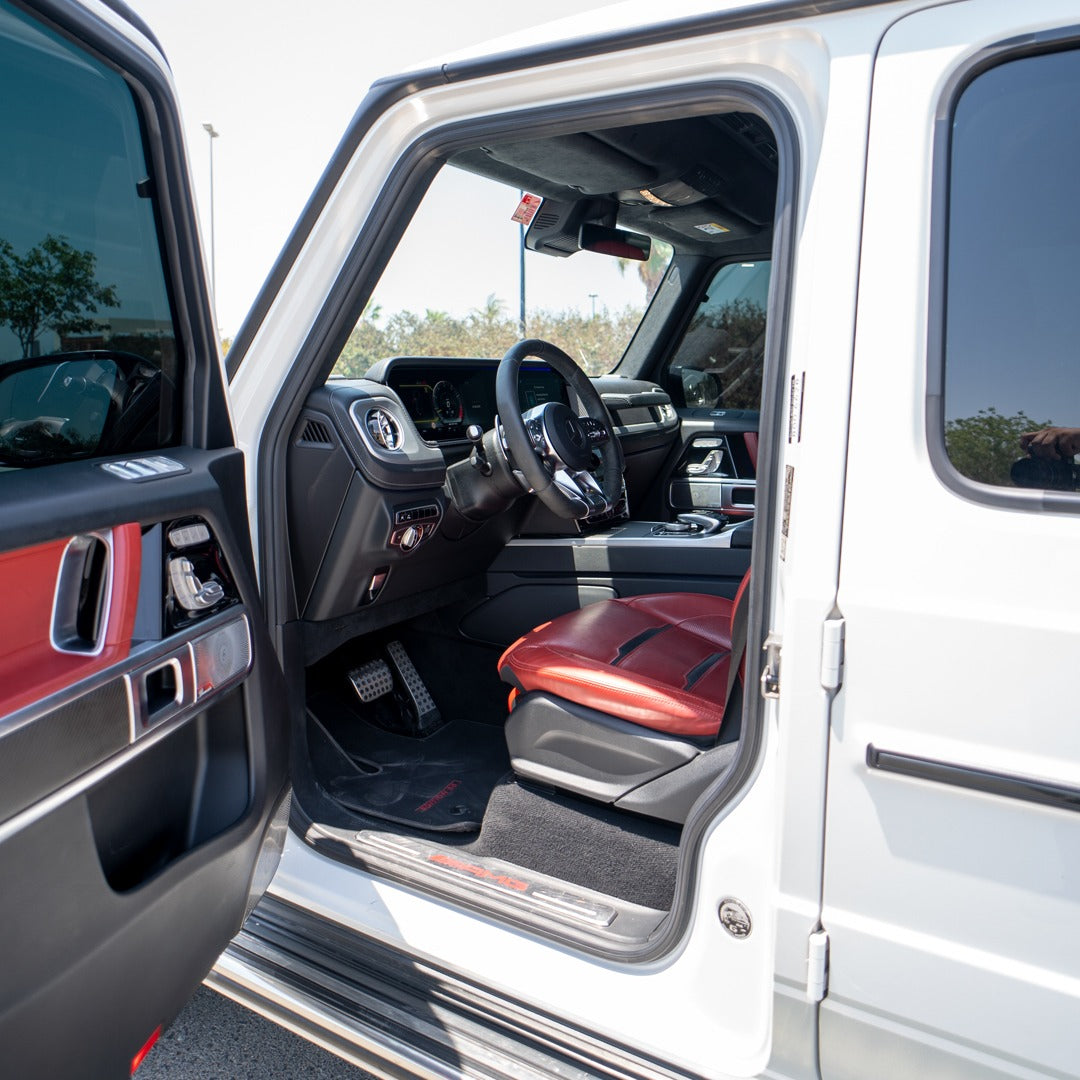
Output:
[125,0,644,337]
[121,1,1080,433]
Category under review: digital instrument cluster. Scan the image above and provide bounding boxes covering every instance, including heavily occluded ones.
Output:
[385,360,568,443]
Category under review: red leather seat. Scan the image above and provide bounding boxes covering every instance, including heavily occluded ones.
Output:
[499,572,750,741]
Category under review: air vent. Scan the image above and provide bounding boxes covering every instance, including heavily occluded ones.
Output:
[365,408,403,451]
[297,418,334,446]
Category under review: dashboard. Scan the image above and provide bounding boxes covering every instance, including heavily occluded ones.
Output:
[380,358,568,444]
[289,357,681,655]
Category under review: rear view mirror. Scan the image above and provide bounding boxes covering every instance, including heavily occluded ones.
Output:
[578,224,651,262]
[523,198,652,262]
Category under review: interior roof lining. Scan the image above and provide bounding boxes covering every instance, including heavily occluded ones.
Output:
[449,109,779,256]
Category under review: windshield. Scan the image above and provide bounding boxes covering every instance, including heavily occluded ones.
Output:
[331,166,672,379]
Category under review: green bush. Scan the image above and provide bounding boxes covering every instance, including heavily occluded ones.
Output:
[333,300,643,379]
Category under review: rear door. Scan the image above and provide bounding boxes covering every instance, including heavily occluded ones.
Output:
[0,3,289,1075]
[822,3,1080,1076]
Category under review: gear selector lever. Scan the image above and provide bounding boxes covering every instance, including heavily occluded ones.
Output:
[676,512,721,535]
[651,513,722,537]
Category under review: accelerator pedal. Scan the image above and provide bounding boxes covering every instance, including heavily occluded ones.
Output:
[386,640,441,733]
[347,659,394,703]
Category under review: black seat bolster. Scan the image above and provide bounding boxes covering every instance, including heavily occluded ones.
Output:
[505,691,701,806]
[613,741,740,823]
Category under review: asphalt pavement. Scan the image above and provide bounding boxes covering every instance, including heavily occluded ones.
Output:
[137,985,377,1079]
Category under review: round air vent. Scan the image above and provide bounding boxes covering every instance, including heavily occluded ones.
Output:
[365,408,403,451]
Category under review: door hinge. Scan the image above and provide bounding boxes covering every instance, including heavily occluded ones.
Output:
[820,617,845,691]
[807,929,829,1003]
[759,634,782,699]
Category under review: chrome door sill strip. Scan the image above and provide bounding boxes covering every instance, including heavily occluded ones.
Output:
[300,817,668,951]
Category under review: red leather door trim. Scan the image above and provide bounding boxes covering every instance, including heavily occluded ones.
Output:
[743,431,759,470]
[0,523,142,718]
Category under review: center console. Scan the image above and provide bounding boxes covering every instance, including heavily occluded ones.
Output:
[464,517,752,647]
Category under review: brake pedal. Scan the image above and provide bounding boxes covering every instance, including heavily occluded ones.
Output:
[347,659,394,703]
[386,641,441,733]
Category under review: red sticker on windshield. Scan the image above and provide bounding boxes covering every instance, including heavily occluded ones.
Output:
[511,193,542,225]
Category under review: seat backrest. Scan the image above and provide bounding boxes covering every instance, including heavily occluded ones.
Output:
[726,568,751,702]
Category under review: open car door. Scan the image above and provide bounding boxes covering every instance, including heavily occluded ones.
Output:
[0,2,289,1075]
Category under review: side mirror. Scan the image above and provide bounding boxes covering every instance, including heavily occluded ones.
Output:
[675,366,722,409]
[0,353,123,466]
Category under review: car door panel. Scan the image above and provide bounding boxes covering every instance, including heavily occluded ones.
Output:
[0,448,290,1076]
[641,410,759,521]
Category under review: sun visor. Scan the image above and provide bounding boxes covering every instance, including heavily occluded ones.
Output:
[484,134,655,194]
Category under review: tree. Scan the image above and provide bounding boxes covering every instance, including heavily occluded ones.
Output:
[944,407,1051,486]
[617,240,673,303]
[669,296,767,409]
[470,294,504,328]
[0,234,119,358]
[333,304,645,379]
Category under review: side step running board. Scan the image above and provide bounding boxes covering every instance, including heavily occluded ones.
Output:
[211,895,696,1080]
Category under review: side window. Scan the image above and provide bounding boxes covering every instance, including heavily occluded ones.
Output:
[0,2,178,469]
[942,49,1080,494]
[663,261,770,409]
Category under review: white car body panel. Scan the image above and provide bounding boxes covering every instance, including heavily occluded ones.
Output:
[820,2,1080,1076]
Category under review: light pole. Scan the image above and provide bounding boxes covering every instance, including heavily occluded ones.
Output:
[518,192,527,337]
[202,123,219,308]
[589,293,598,319]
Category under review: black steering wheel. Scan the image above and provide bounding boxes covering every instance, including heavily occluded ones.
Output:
[495,339,624,520]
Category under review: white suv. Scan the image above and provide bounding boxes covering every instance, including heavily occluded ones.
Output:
[1,1,1078,1077]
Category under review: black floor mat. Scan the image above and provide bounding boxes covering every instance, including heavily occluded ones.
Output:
[308,691,510,832]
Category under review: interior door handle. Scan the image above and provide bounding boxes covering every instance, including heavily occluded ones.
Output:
[52,532,111,654]
[167,555,224,613]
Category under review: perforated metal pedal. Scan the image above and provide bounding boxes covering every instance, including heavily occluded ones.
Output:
[347,659,394,703]
[386,640,441,732]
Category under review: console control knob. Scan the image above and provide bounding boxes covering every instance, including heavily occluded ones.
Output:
[399,525,422,550]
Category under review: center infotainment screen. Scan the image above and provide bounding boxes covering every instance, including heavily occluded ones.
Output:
[386,361,568,443]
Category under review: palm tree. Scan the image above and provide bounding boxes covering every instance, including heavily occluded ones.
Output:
[616,240,672,303]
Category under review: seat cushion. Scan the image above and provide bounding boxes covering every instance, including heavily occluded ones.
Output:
[498,591,740,739]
